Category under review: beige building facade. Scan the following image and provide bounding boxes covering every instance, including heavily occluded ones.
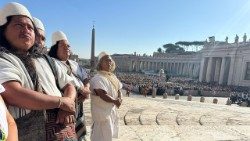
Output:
[112,35,250,86]
[200,39,250,86]
[112,53,201,78]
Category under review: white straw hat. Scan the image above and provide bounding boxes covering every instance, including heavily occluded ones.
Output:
[0,2,33,26]
[51,31,68,46]
[33,17,45,31]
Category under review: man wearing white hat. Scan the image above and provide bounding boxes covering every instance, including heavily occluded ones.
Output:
[0,2,77,140]
[48,31,91,141]
[90,52,123,141]
[33,17,46,48]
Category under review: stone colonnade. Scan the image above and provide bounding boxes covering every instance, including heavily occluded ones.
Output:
[198,57,234,85]
[130,60,200,78]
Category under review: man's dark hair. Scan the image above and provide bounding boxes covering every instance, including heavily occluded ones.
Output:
[48,42,59,59]
[0,17,11,50]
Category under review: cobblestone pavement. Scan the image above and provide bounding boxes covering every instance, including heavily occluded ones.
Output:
[84,92,250,141]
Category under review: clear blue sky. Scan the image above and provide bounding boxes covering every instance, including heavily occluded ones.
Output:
[1,0,250,59]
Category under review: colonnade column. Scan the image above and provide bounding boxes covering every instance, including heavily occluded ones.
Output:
[227,57,235,85]
[206,57,213,82]
[199,58,205,82]
[219,57,226,84]
[213,58,221,82]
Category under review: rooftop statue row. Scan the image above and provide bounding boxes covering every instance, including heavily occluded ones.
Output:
[207,33,248,44]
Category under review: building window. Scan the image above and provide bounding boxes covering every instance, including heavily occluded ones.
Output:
[245,62,250,80]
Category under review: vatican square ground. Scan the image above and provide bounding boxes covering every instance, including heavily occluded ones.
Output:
[84,91,250,141]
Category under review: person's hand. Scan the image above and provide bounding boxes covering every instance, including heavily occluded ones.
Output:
[113,98,122,108]
[78,83,91,102]
[59,97,75,113]
[56,109,75,125]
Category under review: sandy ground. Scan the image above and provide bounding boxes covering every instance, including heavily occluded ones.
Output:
[83,90,250,141]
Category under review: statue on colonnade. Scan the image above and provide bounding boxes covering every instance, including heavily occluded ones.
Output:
[243,33,247,43]
[235,34,239,43]
[225,36,228,43]
[159,69,165,77]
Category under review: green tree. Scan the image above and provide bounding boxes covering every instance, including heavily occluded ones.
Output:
[175,41,205,51]
[157,47,163,53]
[163,43,185,53]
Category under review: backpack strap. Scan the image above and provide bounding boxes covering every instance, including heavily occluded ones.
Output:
[43,54,60,90]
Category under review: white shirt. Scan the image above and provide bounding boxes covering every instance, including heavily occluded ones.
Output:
[0,85,7,138]
[0,53,34,89]
[34,58,73,97]
[0,53,73,118]
[90,74,122,121]
[0,100,8,139]
[54,59,88,88]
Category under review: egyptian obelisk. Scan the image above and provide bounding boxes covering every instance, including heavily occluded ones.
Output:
[90,24,95,72]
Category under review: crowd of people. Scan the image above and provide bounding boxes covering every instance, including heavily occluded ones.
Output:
[117,72,250,98]
[0,2,123,141]
[119,72,250,107]
[229,92,250,106]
